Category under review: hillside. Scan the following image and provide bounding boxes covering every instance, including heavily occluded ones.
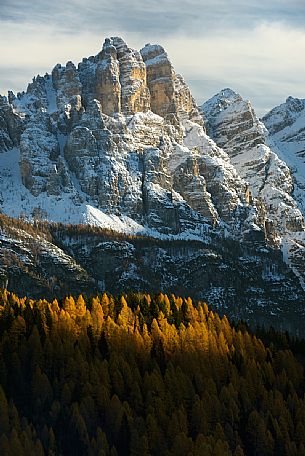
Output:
[1,213,305,334]
[0,289,305,455]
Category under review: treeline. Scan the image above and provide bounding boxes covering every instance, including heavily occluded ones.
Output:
[0,211,208,248]
[0,289,305,455]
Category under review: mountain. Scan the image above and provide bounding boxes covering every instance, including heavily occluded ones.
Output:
[1,36,305,333]
[0,37,260,237]
[201,89,305,291]
[261,97,305,293]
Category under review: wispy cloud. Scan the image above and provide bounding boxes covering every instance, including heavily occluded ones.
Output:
[167,22,305,115]
[2,0,305,35]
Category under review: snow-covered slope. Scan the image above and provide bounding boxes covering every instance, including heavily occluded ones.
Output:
[262,96,305,216]
[260,96,305,292]
[201,89,305,287]
[202,89,304,238]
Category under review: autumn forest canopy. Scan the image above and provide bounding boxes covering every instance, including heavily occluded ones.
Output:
[0,289,305,455]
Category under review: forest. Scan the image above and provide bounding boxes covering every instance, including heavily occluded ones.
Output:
[0,289,305,455]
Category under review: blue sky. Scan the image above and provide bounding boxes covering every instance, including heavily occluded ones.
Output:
[1,0,305,115]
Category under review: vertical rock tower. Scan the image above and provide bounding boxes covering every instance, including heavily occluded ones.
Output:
[86,37,203,123]
[140,43,203,125]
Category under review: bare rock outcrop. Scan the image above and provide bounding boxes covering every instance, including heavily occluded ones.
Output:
[111,37,150,115]
[0,95,24,150]
[94,40,122,115]
[81,37,150,116]
[52,61,82,112]
[140,44,203,126]
[0,37,266,240]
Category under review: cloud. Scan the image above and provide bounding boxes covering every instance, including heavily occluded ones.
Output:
[0,2,305,116]
[2,0,305,36]
[164,22,305,115]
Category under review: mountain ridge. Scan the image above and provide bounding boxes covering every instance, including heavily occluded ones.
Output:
[0,36,258,240]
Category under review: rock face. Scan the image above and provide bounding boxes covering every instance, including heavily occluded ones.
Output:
[0,37,257,240]
[202,89,304,238]
[112,37,150,115]
[140,44,203,125]
[52,61,82,113]
[202,89,305,286]
[0,95,23,150]
[261,96,305,293]
[202,88,265,155]
[20,122,60,196]
[94,40,122,115]
[263,96,305,136]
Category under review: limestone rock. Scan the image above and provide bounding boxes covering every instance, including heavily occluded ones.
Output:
[81,37,150,116]
[202,89,304,234]
[170,149,219,224]
[202,88,305,286]
[20,122,60,196]
[52,61,82,112]
[263,96,305,135]
[262,96,305,216]
[140,44,203,126]
[0,37,265,240]
[0,95,23,150]
[111,37,150,115]
[94,40,121,115]
[202,88,265,155]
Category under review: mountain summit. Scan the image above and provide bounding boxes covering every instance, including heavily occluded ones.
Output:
[0,37,255,238]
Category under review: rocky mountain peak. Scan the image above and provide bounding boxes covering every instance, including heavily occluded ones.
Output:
[0,37,258,241]
[262,96,305,135]
[285,95,305,112]
[203,88,305,288]
[201,88,266,155]
[202,88,242,117]
[262,95,305,215]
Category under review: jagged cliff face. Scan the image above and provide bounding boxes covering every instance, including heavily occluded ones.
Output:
[261,97,305,293]
[93,37,150,115]
[202,89,266,155]
[140,44,203,125]
[202,89,304,232]
[0,95,23,150]
[0,36,257,239]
